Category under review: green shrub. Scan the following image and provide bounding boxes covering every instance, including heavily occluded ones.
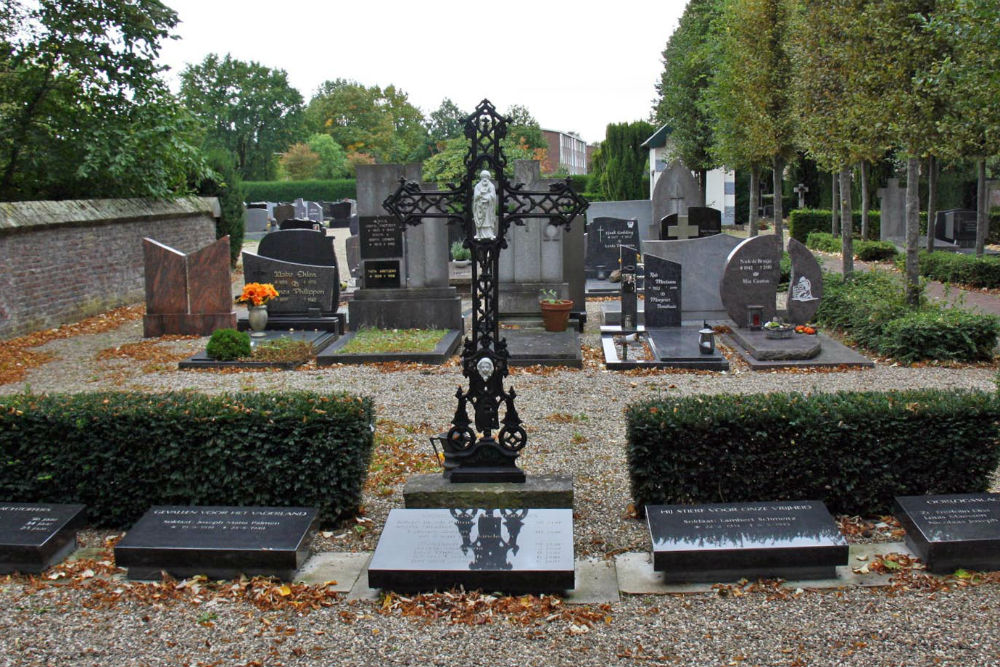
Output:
[197,149,246,266]
[450,241,470,261]
[878,308,999,363]
[817,271,912,348]
[779,252,791,286]
[0,392,376,527]
[854,240,898,262]
[565,174,589,195]
[806,231,842,253]
[243,179,356,203]
[917,251,1000,289]
[626,390,1000,516]
[206,328,251,361]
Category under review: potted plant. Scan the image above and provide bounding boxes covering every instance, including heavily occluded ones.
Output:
[763,317,794,339]
[235,282,279,337]
[450,241,471,267]
[539,289,573,332]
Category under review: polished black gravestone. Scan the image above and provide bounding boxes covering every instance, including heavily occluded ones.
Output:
[585,217,640,279]
[367,508,574,593]
[895,493,1000,573]
[0,503,86,573]
[646,500,847,582]
[644,254,682,328]
[115,506,318,581]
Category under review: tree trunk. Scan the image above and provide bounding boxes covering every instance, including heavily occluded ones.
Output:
[831,173,840,236]
[976,158,987,257]
[840,167,854,276]
[860,161,870,241]
[904,157,921,307]
[926,155,938,254]
[749,165,759,237]
[772,155,785,249]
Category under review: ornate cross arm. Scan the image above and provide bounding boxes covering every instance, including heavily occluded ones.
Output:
[383,180,465,227]
[504,180,589,229]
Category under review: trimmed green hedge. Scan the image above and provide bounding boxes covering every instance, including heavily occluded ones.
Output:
[806,231,842,253]
[817,270,999,362]
[626,390,1000,516]
[807,233,898,261]
[0,392,375,527]
[790,210,882,243]
[243,179,357,203]
[916,251,1000,289]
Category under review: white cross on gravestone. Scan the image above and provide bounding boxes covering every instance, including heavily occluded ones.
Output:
[794,183,809,209]
[667,215,700,240]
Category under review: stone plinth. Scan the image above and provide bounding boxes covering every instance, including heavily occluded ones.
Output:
[403,473,574,509]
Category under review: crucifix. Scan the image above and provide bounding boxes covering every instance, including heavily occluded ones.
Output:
[383,99,589,483]
[794,183,809,209]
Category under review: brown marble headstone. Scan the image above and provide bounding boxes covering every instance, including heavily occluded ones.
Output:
[142,237,236,337]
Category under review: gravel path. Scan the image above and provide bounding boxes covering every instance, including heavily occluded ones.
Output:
[1,298,999,665]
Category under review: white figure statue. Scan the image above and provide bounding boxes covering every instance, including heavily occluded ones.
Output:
[472,170,497,240]
[790,275,816,301]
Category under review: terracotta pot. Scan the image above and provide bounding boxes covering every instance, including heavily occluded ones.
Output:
[539,299,573,332]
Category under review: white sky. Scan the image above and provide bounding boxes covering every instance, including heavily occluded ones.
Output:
[156,0,685,145]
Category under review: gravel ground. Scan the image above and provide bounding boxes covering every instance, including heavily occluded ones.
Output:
[1,298,999,666]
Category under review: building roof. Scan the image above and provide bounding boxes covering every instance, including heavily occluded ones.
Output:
[641,124,671,149]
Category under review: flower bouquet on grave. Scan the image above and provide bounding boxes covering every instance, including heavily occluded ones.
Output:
[763,317,794,339]
[235,282,279,307]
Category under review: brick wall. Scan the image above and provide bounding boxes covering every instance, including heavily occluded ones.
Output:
[0,197,220,339]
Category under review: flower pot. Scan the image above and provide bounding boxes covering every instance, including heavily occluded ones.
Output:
[248,305,268,337]
[539,299,573,332]
[764,326,794,339]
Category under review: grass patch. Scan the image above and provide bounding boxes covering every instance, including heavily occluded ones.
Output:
[249,338,315,363]
[336,328,447,354]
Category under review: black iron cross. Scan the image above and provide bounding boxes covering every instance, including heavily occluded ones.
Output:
[383,99,588,483]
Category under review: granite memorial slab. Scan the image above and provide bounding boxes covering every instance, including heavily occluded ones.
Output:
[245,207,269,234]
[895,493,1000,573]
[660,214,701,241]
[258,229,337,267]
[641,234,742,322]
[651,161,701,226]
[367,508,574,593]
[786,238,823,325]
[242,254,339,314]
[359,216,404,260]
[726,328,821,360]
[935,210,978,247]
[646,500,847,582]
[688,206,722,237]
[585,218,640,279]
[279,219,318,231]
[273,204,294,224]
[115,506,318,581]
[0,503,86,573]
[363,259,402,289]
[720,235,782,326]
[644,254,682,328]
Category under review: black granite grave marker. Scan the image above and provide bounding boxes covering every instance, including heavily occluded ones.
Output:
[658,213,678,241]
[364,260,402,289]
[585,218,640,279]
[258,229,337,267]
[644,254,682,328]
[688,206,722,237]
[0,503,86,573]
[279,218,317,231]
[646,500,847,582]
[367,508,574,593]
[359,216,404,259]
[115,506,318,580]
[720,235,782,326]
[895,493,1000,573]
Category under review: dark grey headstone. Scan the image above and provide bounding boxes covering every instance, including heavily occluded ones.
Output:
[0,503,86,573]
[364,259,402,289]
[367,508,574,593]
[659,213,677,240]
[359,216,404,259]
[242,253,339,314]
[273,204,295,224]
[115,506,318,581]
[786,238,823,324]
[279,218,317,231]
[329,201,352,220]
[647,500,847,582]
[644,254,682,328]
[689,206,722,237]
[935,210,978,246]
[585,218,640,279]
[652,161,701,225]
[895,494,1000,574]
[720,235,782,327]
[345,235,361,278]
[258,229,337,267]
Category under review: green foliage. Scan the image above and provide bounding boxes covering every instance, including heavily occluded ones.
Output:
[855,240,899,262]
[335,329,448,354]
[206,329,251,361]
[790,210,883,243]
[422,137,536,185]
[450,241,470,261]
[251,338,314,364]
[180,54,305,181]
[0,392,376,527]
[242,179,356,203]
[806,231,842,253]
[591,121,654,201]
[306,133,348,179]
[917,251,1000,288]
[196,149,245,265]
[279,143,321,181]
[0,0,208,200]
[626,389,1000,516]
[427,98,467,146]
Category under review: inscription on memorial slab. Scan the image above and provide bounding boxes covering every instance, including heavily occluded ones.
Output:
[0,503,86,573]
[720,235,782,326]
[115,506,318,581]
[895,494,1000,573]
[242,254,339,314]
[644,254,682,328]
[646,500,847,582]
[359,216,404,259]
[367,508,574,593]
[586,218,640,279]
[363,260,402,289]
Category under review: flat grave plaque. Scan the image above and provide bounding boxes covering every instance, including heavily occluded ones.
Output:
[646,500,847,582]
[0,503,86,573]
[115,506,318,581]
[895,493,1000,573]
[359,216,404,259]
[368,508,574,593]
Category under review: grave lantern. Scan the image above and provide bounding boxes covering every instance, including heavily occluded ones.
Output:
[698,321,716,355]
[747,305,764,331]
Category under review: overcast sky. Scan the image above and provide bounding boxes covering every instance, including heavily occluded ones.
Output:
[156,0,685,145]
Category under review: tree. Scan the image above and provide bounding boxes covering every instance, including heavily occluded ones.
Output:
[306,133,348,179]
[427,98,467,148]
[653,0,721,203]
[280,144,321,181]
[180,54,304,181]
[593,121,654,201]
[0,0,207,201]
[504,104,548,152]
[196,149,245,267]
[306,79,428,163]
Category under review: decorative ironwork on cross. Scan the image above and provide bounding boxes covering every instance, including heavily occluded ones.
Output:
[383,99,588,483]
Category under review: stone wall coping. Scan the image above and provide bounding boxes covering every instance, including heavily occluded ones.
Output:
[0,196,219,235]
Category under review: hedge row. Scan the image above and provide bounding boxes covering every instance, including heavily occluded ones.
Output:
[915,251,1000,289]
[0,392,375,528]
[806,232,898,261]
[790,210,882,243]
[817,270,999,363]
[243,179,357,203]
[626,390,1000,516]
